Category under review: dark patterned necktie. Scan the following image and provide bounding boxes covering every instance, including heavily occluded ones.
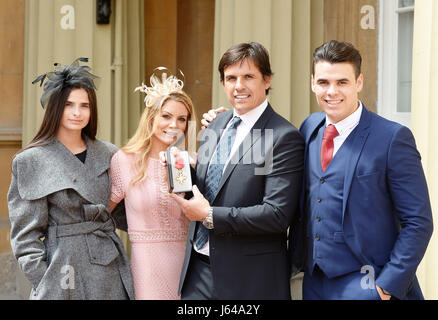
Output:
[194,116,242,250]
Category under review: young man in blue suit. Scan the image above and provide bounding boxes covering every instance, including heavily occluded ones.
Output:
[290,40,433,300]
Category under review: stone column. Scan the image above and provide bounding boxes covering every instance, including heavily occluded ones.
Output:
[411,0,438,300]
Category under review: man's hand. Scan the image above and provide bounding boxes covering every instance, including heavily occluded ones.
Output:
[376,285,391,300]
[170,185,210,221]
[201,106,228,130]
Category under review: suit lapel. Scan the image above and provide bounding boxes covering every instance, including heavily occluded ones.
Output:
[212,105,274,203]
[300,114,326,218]
[341,107,372,223]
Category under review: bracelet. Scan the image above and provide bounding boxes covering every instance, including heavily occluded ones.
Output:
[202,207,214,229]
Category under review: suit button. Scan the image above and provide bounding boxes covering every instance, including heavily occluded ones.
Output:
[316,217,321,222]
[315,235,320,241]
[320,178,325,184]
[317,198,322,203]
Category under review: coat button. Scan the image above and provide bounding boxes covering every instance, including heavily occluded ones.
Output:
[320,178,325,184]
[315,235,320,241]
[317,198,322,203]
[316,217,321,222]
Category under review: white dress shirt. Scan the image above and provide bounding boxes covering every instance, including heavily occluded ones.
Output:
[326,101,363,157]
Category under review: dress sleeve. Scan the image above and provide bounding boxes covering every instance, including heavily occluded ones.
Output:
[110,151,126,204]
[7,157,49,289]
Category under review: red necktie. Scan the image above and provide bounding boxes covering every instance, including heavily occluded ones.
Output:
[321,124,339,172]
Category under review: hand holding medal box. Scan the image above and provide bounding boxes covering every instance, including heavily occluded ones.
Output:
[167,148,193,193]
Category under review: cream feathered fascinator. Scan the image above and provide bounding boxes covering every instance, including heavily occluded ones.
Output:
[32,57,99,109]
[135,67,185,109]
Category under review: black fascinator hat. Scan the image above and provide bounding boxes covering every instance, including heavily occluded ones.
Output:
[32,57,99,109]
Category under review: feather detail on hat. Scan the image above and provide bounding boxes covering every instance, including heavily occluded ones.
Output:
[135,67,184,109]
[32,57,99,109]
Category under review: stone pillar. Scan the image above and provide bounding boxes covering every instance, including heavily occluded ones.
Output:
[411,0,438,300]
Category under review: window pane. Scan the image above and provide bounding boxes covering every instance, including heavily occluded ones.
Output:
[397,10,414,113]
[398,0,415,8]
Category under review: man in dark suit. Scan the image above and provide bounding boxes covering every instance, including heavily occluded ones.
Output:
[289,40,433,300]
[170,42,304,299]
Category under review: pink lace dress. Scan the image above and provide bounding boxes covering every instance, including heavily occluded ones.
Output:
[110,150,189,300]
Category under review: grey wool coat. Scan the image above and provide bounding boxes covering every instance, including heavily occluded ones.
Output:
[7,137,134,300]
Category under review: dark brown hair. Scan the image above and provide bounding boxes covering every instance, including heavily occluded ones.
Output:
[23,86,98,151]
[218,42,273,95]
[312,40,362,78]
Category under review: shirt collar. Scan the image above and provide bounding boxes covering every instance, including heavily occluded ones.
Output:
[326,101,363,136]
[232,99,268,128]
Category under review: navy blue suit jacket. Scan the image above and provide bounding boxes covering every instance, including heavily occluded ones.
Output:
[289,106,433,299]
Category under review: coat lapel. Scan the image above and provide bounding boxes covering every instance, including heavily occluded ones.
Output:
[17,137,112,206]
[81,138,113,205]
[341,107,371,223]
[212,105,274,203]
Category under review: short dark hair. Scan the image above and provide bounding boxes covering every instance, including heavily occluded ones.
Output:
[312,40,362,78]
[218,42,273,95]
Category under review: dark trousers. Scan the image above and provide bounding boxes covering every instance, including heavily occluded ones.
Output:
[181,250,218,300]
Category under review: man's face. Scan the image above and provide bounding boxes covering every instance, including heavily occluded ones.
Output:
[312,61,363,123]
[222,58,271,115]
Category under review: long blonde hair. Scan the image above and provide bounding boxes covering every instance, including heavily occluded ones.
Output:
[122,90,196,186]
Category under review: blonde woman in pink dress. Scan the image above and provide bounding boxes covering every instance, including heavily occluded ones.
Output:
[109,71,196,299]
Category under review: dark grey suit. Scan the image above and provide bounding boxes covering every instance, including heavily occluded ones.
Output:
[178,104,305,299]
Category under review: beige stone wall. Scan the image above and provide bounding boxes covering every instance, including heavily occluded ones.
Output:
[144,0,215,129]
[212,0,324,129]
[411,0,438,300]
[323,0,378,113]
[0,0,25,256]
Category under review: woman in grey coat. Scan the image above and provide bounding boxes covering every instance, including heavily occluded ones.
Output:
[7,58,134,299]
